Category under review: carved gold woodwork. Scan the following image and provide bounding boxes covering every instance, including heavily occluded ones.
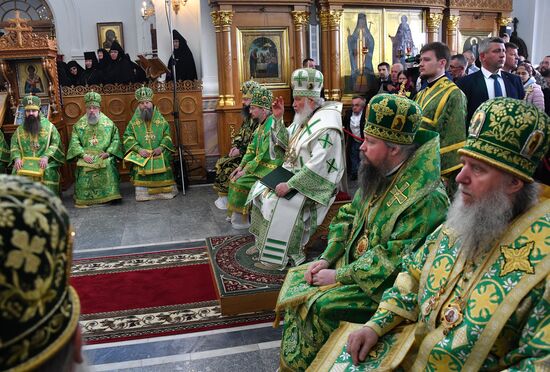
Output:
[448,0,512,11]
[447,15,460,29]
[319,9,330,28]
[427,13,444,30]
[292,11,310,69]
[291,11,310,26]
[211,10,235,108]
[218,10,234,27]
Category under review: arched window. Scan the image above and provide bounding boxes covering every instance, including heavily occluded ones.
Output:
[0,0,55,36]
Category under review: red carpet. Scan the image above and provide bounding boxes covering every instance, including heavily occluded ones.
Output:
[71,245,274,344]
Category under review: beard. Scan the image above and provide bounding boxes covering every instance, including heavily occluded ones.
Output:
[292,103,315,129]
[358,158,391,200]
[241,105,251,121]
[140,107,153,122]
[87,112,99,125]
[446,185,514,260]
[23,115,40,136]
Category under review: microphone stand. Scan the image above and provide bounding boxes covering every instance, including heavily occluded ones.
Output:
[165,0,186,194]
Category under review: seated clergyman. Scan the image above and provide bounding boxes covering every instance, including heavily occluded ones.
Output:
[10,94,65,195]
[310,98,550,371]
[123,86,178,201]
[213,79,261,210]
[275,94,449,371]
[227,85,288,229]
[67,91,123,207]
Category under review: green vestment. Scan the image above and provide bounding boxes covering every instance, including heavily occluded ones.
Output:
[415,77,467,193]
[123,107,176,191]
[213,115,258,196]
[314,199,550,371]
[66,113,123,206]
[227,115,287,215]
[276,130,449,371]
[10,117,65,195]
[0,130,8,173]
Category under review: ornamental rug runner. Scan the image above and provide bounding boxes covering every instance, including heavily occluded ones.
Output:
[205,234,288,315]
[70,242,275,345]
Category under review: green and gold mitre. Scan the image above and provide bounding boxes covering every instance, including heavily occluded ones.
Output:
[241,79,260,99]
[250,85,273,110]
[84,91,101,107]
[135,86,154,102]
[0,175,80,371]
[364,93,422,145]
[22,94,41,110]
[459,97,550,182]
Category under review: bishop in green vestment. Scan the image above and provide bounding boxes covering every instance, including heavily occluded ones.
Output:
[0,130,8,173]
[124,87,178,201]
[312,98,550,372]
[213,79,260,210]
[275,94,449,371]
[10,95,65,195]
[227,85,288,229]
[67,91,123,206]
[414,43,467,194]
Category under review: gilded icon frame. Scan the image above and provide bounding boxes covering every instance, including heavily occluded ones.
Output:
[97,22,124,51]
[236,27,290,88]
[15,59,49,98]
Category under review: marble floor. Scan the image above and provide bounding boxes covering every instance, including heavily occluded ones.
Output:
[64,180,358,371]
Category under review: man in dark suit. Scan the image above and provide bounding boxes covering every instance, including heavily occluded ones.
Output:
[343,95,366,180]
[456,37,524,125]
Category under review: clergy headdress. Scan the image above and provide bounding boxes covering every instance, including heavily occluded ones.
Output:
[22,94,41,111]
[459,97,550,182]
[250,86,273,110]
[0,175,80,371]
[135,86,154,103]
[364,93,422,145]
[84,91,102,107]
[291,68,324,98]
[241,79,261,99]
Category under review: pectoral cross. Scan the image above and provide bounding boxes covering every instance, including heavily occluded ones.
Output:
[89,135,99,146]
[145,131,156,141]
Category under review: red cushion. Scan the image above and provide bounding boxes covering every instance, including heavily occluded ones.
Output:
[335,191,351,202]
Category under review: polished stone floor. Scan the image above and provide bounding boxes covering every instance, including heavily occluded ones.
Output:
[63,180,358,371]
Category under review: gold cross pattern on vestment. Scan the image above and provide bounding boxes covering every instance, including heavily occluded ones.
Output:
[386,182,410,207]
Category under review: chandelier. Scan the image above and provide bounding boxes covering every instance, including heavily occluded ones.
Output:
[171,0,188,15]
[141,0,155,20]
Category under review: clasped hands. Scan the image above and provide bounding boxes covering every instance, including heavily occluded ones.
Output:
[304,259,336,286]
[229,166,245,181]
[139,148,162,158]
[14,157,48,170]
[83,152,109,163]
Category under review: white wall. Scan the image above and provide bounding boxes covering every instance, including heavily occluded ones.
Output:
[512,0,550,64]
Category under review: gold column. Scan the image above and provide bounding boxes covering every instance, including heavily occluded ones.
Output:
[291,11,310,70]
[319,8,331,93]
[210,11,225,107]
[446,14,460,55]
[212,10,235,107]
[498,15,513,29]
[427,12,443,43]
[328,9,342,101]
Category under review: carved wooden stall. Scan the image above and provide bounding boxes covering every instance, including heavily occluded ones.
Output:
[0,12,70,185]
[61,82,205,182]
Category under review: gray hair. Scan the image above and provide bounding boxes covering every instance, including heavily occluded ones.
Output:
[512,181,540,218]
[310,97,325,108]
[479,37,505,54]
[383,140,418,160]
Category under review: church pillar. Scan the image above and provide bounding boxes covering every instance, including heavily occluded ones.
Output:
[319,7,331,94]
[497,13,513,35]
[446,12,460,55]
[211,10,235,107]
[210,11,225,107]
[427,10,443,43]
[291,10,310,70]
[328,8,342,101]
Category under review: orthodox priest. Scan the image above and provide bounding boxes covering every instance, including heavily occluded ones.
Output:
[66,91,123,207]
[227,85,288,229]
[10,95,65,195]
[415,42,467,193]
[275,94,449,371]
[311,98,550,371]
[0,130,8,172]
[249,68,345,268]
[213,79,260,210]
[124,87,178,201]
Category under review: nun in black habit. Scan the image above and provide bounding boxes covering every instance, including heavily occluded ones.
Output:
[166,30,198,81]
[79,51,104,86]
[102,41,134,84]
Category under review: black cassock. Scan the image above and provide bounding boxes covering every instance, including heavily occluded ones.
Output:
[166,30,198,81]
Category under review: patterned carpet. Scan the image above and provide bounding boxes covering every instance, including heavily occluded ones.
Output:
[71,243,275,344]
